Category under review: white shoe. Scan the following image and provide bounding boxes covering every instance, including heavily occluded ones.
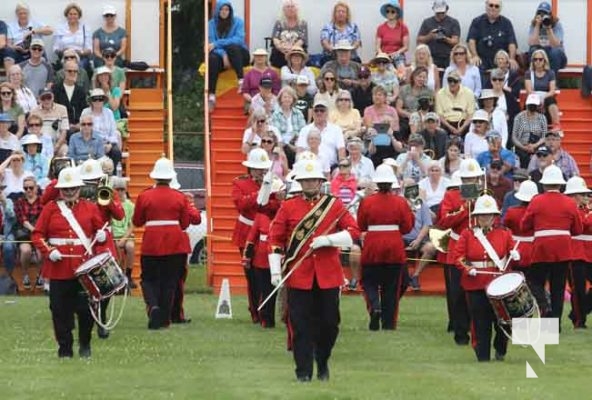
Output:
[237,79,244,93]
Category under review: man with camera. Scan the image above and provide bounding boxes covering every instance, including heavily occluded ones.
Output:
[416,0,461,69]
[528,1,567,74]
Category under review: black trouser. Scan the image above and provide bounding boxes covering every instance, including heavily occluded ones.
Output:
[253,267,276,327]
[208,46,250,93]
[49,279,94,357]
[569,260,592,327]
[99,297,110,326]
[140,254,186,326]
[361,264,404,329]
[171,264,188,321]
[446,265,470,343]
[466,290,508,362]
[443,265,454,331]
[288,281,340,380]
[529,262,568,326]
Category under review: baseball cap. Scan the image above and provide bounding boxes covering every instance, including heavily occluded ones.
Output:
[432,0,448,13]
[425,112,439,121]
[295,75,309,85]
[102,47,116,55]
[526,94,541,106]
[38,88,53,98]
[513,168,529,181]
[537,1,551,14]
[447,70,461,82]
[358,66,371,79]
[313,99,328,109]
[252,48,268,56]
[31,38,44,48]
[485,130,502,140]
[259,76,273,87]
[103,4,117,15]
[536,145,551,156]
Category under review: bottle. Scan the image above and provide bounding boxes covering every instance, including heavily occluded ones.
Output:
[116,162,123,177]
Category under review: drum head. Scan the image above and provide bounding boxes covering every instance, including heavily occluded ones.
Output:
[75,252,111,275]
[486,272,524,297]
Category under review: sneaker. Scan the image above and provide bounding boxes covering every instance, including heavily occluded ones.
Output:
[22,275,31,290]
[237,79,244,93]
[410,275,421,291]
[35,276,44,289]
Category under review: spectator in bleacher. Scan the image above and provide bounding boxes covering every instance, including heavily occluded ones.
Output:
[351,66,375,114]
[330,158,358,205]
[25,113,53,160]
[14,175,42,290]
[320,1,362,64]
[242,48,280,99]
[370,52,399,104]
[207,0,250,109]
[487,67,520,138]
[249,76,279,115]
[270,0,308,68]
[296,99,346,168]
[0,82,25,138]
[419,160,450,214]
[93,66,122,120]
[99,47,126,92]
[0,114,19,164]
[260,131,289,179]
[439,136,462,177]
[500,168,529,217]
[67,113,104,163]
[53,60,87,134]
[319,40,361,91]
[375,0,408,73]
[416,0,461,69]
[418,112,448,160]
[111,177,136,288]
[464,109,490,160]
[528,131,579,179]
[314,69,339,110]
[0,150,34,200]
[476,130,516,178]
[241,108,281,154]
[301,129,331,177]
[488,50,522,100]
[364,85,402,166]
[0,19,8,71]
[512,94,547,168]
[280,46,316,95]
[396,134,432,183]
[21,134,48,188]
[435,70,476,138]
[525,49,560,131]
[4,2,53,69]
[329,89,363,141]
[476,89,508,146]
[81,88,121,167]
[407,44,441,92]
[409,94,434,135]
[528,1,567,74]
[99,155,115,176]
[270,86,305,167]
[443,43,481,98]
[53,3,93,73]
[293,76,313,122]
[7,65,37,114]
[93,4,127,68]
[0,181,17,281]
[467,0,519,77]
[31,88,69,156]
[485,159,513,207]
[528,144,563,192]
[347,137,375,181]
[54,49,91,93]
[396,66,435,141]
[19,38,54,100]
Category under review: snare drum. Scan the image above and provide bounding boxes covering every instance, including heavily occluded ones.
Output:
[486,272,536,325]
[75,252,127,302]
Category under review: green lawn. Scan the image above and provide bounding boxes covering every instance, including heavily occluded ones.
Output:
[0,267,590,400]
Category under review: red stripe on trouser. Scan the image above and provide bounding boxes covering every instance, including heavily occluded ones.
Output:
[466,293,477,350]
[391,267,403,329]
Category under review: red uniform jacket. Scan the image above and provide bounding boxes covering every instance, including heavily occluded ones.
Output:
[132,185,191,256]
[357,192,414,266]
[521,191,583,263]
[571,207,592,262]
[187,197,202,225]
[231,175,279,249]
[453,227,514,291]
[245,213,271,269]
[503,205,533,268]
[32,199,104,280]
[40,179,59,205]
[438,189,472,265]
[268,196,360,290]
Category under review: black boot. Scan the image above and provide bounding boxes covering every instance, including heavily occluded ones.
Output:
[126,269,137,290]
[369,310,381,331]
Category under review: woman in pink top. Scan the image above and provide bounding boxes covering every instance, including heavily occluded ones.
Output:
[260,131,288,179]
[375,1,409,69]
[241,48,280,100]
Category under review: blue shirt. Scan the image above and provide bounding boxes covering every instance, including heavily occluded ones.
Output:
[403,202,432,242]
[23,153,48,184]
[476,148,517,178]
[67,132,105,162]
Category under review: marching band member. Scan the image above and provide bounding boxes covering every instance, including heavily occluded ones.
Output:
[232,148,282,323]
[563,177,592,328]
[357,165,414,330]
[40,157,75,205]
[132,157,191,330]
[453,194,517,362]
[438,159,483,345]
[31,167,107,358]
[502,180,539,274]
[268,159,359,382]
[521,164,583,328]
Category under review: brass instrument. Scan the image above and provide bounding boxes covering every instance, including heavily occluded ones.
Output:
[97,175,114,206]
[423,148,435,160]
[429,228,452,253]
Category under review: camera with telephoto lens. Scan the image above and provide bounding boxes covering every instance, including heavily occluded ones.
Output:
[541,15,552,27]
[22,27,33,50]
[434,27,446,41]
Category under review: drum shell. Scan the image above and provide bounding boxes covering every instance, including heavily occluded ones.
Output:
[486,273,536,324]
[75,253,126,301]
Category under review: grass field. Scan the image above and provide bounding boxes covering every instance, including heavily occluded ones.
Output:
[0,267,591,400]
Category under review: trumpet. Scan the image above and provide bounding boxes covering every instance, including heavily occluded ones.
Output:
[97,175,114,206]
[429,228,452,253]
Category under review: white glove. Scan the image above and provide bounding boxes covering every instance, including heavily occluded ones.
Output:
[311,230,353,249]
[49,249,63,262]
[468,268,477,277]
[256,171,273,206]
[95,229,107,243]
[311,235,332,249]
[269,253,283,287]
[509,250,521,261]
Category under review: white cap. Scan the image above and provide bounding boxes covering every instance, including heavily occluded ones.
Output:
[515,180,539,202]
[252,48,268,56]
[333,39,354,51]
[432,0,448,12]
[479,89,497,100]
[472,109,490,122]
[459,158,484,178]
[372,164,398,184]
[55,167,84,189]
[294,160,326,181]
[539,164,566,185]
[295,75,309,85]
[79,159,103,180]
[150,157,176,180]
[564,176,591,195]
[89,88,106,98]
[21,134,42,146]
[103,4,117,15]
[472,194,500,215]
[95,66,111,76]
[242,148,272,169]
[526,93,541,106]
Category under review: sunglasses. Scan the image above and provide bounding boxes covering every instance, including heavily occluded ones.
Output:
[313,108,327,113]
[103,54,116,59]
[104,13,116,17]
[337,98,351,102]
[91,97,105,102]
[490,165,502,170]
[256,119,266,124]
[0,91,12,96]
[487,3,500,8]
[261,139,274,144]
[64,55,77,60]
[536,152,549,157]
[80,122,93,127]
[28,123,41,127]
[491,77,504,82]
[66,69,79,73]
[533,58,545,62]
[453,52,466,56]
[447,78,459,84]
[23,186,35,191]
[61,187,78,193]
[31,46,43,51]
[324,77,335,81]
[385,9,398,14]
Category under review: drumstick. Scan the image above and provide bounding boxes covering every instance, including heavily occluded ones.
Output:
[85,222,110,256]
[474,270,503,276]
[61,254,83,258]
[501,240,521,272]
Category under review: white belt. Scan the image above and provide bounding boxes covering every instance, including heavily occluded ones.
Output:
[367,224,399,232]
[238,214,254,226]
[48,238,83,246]
[449,231,460,241]
[512,235,534,243]
[145,220,180,227]
[574,235,592,241]
[471,258,507,269]
[259,234,268,241]
[534,229,570,238]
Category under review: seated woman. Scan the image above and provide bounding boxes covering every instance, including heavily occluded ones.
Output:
[463,109,491,160]
[270,86,306,166]
[7,65,37,115]
[528,1,567,74]
[329,89,363,141]
[25,113,53,160]
[80,89,121,167]
[525,49,560,130]
[475,89,508,147]
[92,5,127,67]
[314,69,340,110]
[418,161,450,215]
[300,129,331,178]
[241,49,280,106]
[93,66,122,120]
[370,52,399,104]
[438,137,463,178]
[0,82,25,138]
[269,0,308,68]
[21,133,48,188]
[319,1,362,64]
[375,0,408,74]
[406,44,440,92]
[241,108,281,154]
[488,67,520,136]
[259,131,289,180]
[512,94,547,168]
[347,137,375,182]
[443,43,481,98]
[280,47,317,96]
[67,113,105,163]
[53,3,93,72]
[0,150,34,201]
[486,50,522,100]
[395,66,434,141]
[4,3,53,68]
